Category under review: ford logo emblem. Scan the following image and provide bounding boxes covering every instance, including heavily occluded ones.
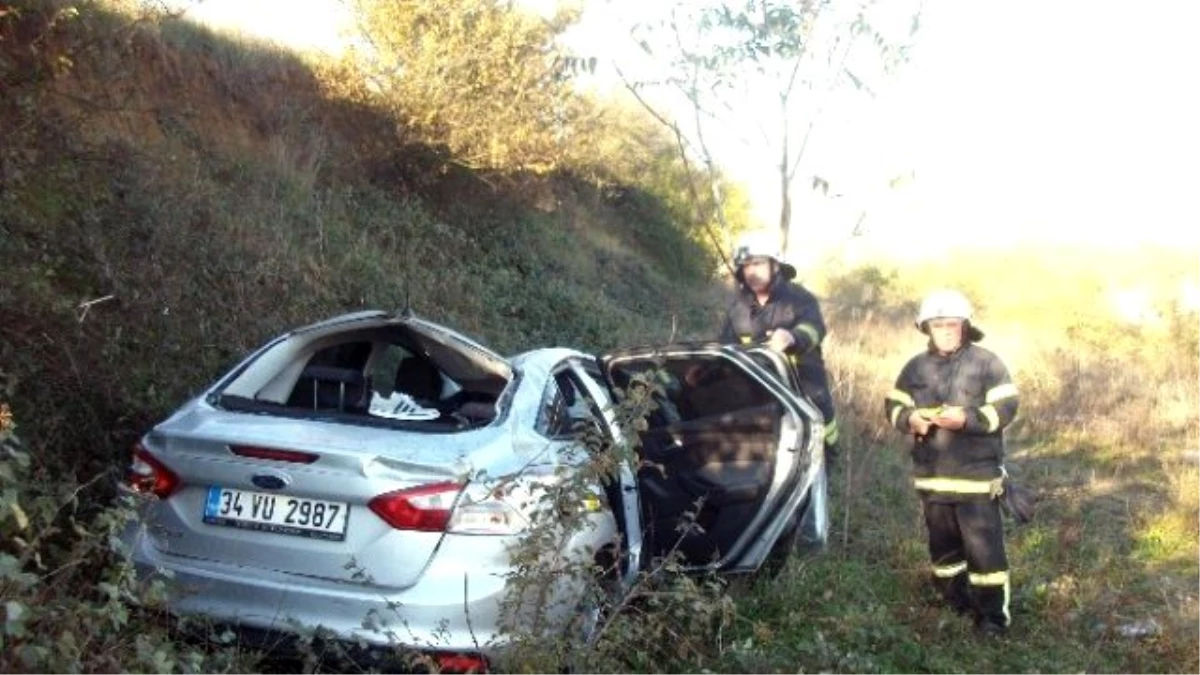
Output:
[251,474,289,490]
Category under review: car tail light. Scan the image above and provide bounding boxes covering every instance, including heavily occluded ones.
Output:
[446,494,525,535]
[229,445,319,464]
[432,652,488,673]
[124,443,180,499]
[368,482,526,535]
[368,482,461,532]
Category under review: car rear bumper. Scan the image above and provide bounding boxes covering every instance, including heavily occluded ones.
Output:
[123,523,512,653]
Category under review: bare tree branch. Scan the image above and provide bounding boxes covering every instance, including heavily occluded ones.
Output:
[614,64,735,277]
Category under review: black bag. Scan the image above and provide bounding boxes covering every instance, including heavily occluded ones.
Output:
[999,475,1036,524]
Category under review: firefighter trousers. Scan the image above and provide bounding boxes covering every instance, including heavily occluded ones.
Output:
[922,497,1010,628]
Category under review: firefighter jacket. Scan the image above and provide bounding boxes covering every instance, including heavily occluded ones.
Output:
[719,277,836,440]
[884,342,1019,502]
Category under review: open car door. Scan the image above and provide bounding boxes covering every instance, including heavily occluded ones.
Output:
[600,343,825,573]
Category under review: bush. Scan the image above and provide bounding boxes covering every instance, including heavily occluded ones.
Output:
[0,381,254,673]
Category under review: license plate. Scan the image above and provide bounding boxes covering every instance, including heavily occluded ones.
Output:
[203,486,349,541]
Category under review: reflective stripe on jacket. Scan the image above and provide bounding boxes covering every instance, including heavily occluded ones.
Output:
[884,343,1019,500]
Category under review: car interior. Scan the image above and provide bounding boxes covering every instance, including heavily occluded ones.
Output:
[609,354,784,565]
[285,341,374,413]
[218,326,507,430]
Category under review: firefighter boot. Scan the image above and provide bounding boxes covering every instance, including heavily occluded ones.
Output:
[972,582,1010,636]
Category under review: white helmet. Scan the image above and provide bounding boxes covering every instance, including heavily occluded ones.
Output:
[732,230,783,266]
[916,289,973,329]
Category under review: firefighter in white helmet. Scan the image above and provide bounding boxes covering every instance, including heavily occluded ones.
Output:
[719,230,840,464]
[884,289,1020,636]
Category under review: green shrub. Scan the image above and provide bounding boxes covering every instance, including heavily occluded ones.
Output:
[0,386,254,673]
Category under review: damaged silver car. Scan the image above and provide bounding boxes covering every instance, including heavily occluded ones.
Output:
[119,309,828,670]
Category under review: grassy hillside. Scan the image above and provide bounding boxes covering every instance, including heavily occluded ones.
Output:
[0,1,725,482]
[1,1,1197,673]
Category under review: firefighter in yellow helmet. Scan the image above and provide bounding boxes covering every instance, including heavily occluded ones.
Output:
[719,230,840,465]
[884,289,1020,636]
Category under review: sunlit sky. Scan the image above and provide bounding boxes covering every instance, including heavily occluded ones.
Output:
[183,0,1199,269]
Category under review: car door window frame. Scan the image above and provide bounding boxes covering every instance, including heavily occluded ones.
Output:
[534,363,604,442]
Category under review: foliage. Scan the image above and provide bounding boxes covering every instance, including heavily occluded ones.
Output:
[0,380,255,672]
[338,0,751,269]
[491,371,735,673]
[819,263,915,325]
[344,0,583,172]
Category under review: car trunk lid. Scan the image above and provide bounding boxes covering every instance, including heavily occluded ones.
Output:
[136,409,495,590]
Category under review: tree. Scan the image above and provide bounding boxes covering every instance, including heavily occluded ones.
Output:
[345,0,586,171]
[621,0,922,257]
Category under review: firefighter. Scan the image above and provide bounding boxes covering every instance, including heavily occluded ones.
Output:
[719,230,839,464]
[884,289,1020,636]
